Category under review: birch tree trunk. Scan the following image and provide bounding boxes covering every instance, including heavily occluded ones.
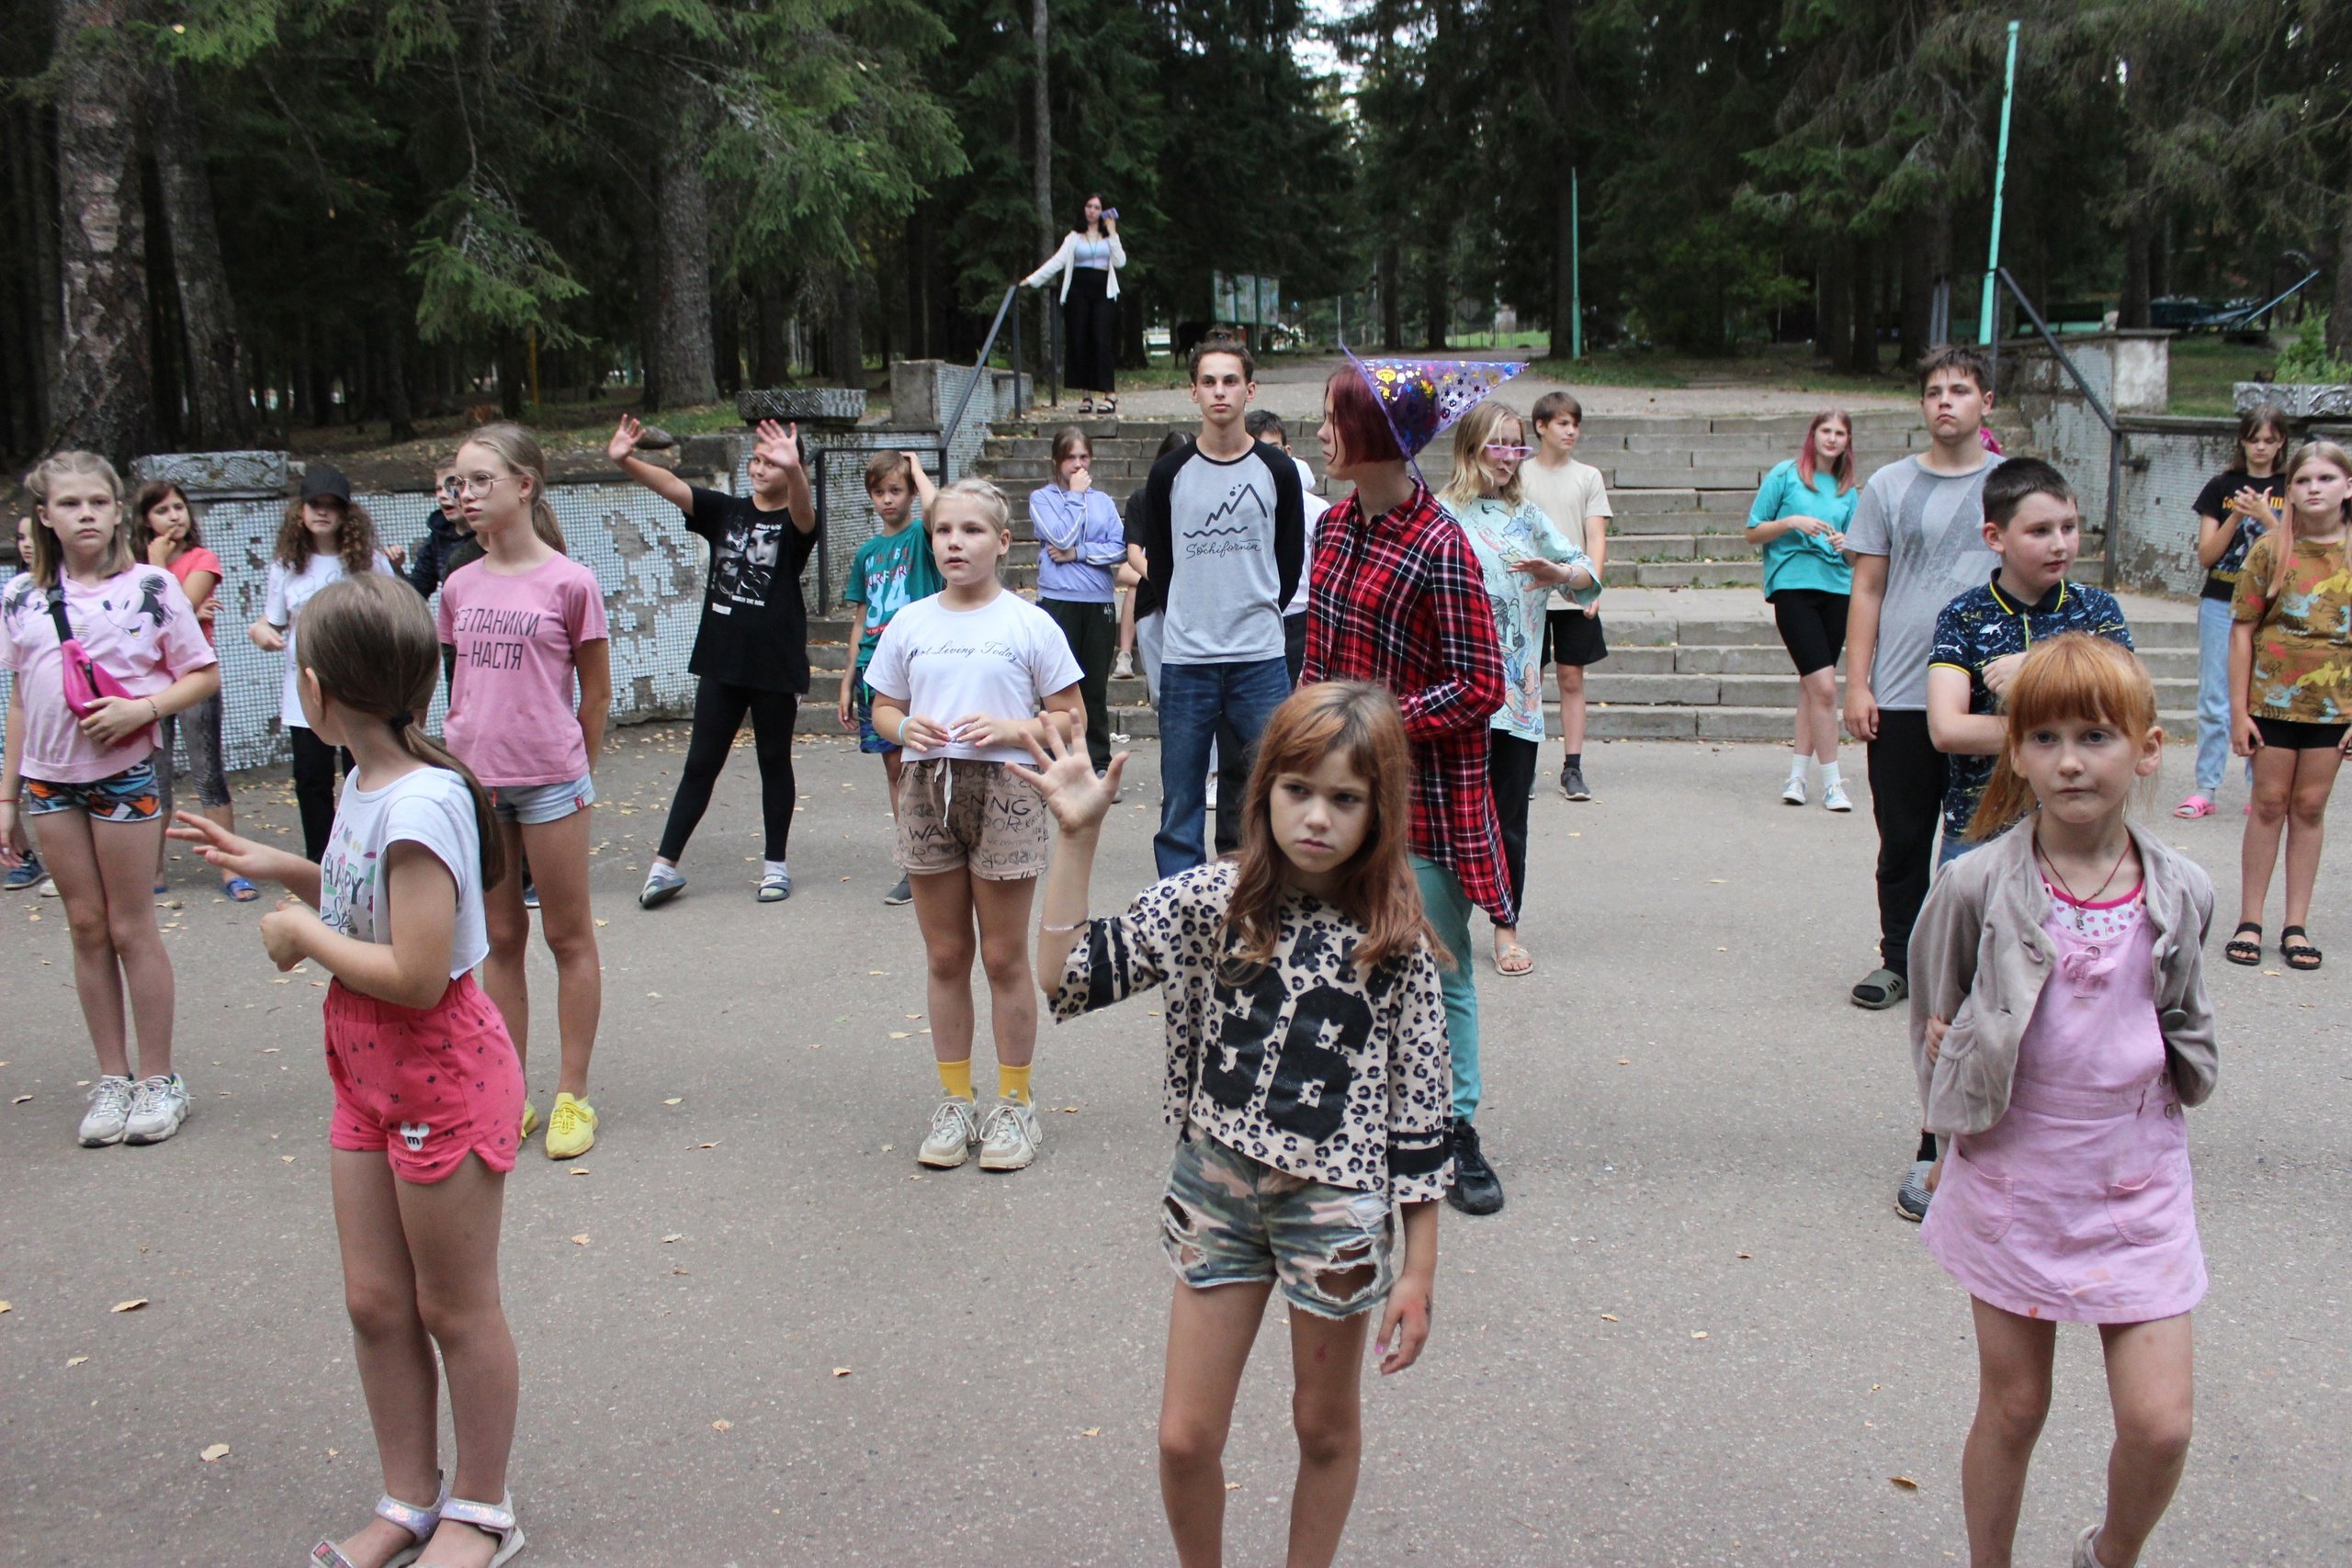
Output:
[51,0,152,458]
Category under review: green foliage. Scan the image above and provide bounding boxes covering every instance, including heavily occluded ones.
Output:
[2272,318,2352,386]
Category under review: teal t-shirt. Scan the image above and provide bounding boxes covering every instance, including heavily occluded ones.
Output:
[1749,459,1858,599]
[845,524,945,671]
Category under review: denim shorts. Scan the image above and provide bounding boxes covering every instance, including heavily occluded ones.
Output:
[23,761,163,823]
[488,773,594,825]
[853,676,899,757]
[1159,1129,1396,1321]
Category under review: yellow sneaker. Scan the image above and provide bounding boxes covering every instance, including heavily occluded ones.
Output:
[518,1099,539,1143]
[545,1092,596,1159]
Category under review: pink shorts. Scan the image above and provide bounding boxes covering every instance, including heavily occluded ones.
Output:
[325,975,525,1182]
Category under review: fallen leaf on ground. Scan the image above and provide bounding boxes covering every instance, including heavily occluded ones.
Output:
[280,1155,295,1164]
[595,919,608,927]
[1736,1252,1752,1259]
[66,1355,88,1367]
[1888,1475,1919,1492]
[1081,1427,1101,1438]
[888,1032,910,1040]
[110,1299,148,1314]
[199,1443,230,1462]
[696,1141,719,1149]
[831,1367,853,1378]
[1616,1058,1630,1066]
[9,1095,28,1104]
[1225,1483,1240,1492]
[570,1235,591,1247]
[662,1234,684,1244]
[712,1419,732,1432]
[1599,1314,1618,1322]
[1691,1331,1709,1339]
[663,1097,683,1105]
[570,1168,590,1176]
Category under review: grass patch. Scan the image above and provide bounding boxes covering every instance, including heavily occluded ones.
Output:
[2167,333,2283,418]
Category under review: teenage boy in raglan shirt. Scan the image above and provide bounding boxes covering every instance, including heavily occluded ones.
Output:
[1135,333,1305,876]
[1838,344,2000,1221]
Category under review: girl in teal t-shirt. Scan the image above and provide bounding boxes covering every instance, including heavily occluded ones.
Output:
[1746,411,1860,810]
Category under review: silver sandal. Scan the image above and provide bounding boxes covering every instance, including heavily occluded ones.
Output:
[309,1474,447,1567]
[418,1493,526,1567]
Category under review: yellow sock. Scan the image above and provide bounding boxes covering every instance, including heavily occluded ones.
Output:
[936,1058,974,1101]
[997,1064,1033,1104]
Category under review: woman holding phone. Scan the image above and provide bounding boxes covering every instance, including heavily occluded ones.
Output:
[1024,194,1127,415]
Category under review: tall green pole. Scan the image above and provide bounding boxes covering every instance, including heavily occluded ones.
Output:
[1978,19,2021,344]
[1571,169,1583,360]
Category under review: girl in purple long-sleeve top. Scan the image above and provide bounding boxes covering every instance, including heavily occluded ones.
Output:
[1029,425,1132,771]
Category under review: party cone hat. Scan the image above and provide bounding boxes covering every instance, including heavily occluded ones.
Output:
[1343,346,1529,463]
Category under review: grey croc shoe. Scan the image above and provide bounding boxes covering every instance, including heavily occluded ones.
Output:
[1850,967,1908,1010]
[309,1474,447,1568]
[419,1493,525,1567]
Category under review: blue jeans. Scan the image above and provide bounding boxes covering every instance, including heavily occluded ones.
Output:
[1154,657,1292,877]
[2195,595,2239,795]
[1412,856,1481,1122]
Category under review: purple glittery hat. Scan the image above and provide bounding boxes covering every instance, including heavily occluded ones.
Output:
[1342,345,1529,462]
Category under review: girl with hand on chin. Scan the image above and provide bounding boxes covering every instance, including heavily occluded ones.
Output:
[865,479,1083,1176]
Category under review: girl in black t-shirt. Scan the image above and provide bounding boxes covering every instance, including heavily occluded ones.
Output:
[2178,404,2289,818]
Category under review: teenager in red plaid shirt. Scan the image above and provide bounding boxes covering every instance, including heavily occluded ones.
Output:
[1304,360,1517,1215]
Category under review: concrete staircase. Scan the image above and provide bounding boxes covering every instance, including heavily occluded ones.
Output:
[793,408,2152,742]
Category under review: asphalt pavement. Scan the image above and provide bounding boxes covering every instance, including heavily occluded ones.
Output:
[4,728,2346,1566]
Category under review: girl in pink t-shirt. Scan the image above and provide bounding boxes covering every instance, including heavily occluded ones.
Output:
[1,452,220,1149]
[134,479,252,900]
[437,423,611,1160]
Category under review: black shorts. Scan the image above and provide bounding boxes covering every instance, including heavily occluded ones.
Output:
[1770,588,1849,678]
[2254,716,2351,751]
[1543,606,1608,668]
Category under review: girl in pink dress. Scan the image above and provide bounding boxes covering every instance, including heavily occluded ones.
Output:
[1910,634,2220,1568]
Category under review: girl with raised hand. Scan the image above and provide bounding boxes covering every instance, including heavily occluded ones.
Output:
[133,479,254,900]
[2177,404,2289,818]
[2225,437,2352,972]
[865,478,1082,1174]
[173,573,526,1568]
[2,453,220,1147]
[1910,634,2215,1568]
[1020,681,1449,1568]
[250,463,397,862]
[1437,400,1595,977]
[437,423,611,1159]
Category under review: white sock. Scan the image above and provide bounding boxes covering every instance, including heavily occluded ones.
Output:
[1788,751,1811,782]
[763,859,789,881]
[1820,761,1842,790]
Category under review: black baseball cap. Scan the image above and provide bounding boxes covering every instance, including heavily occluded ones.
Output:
[300,463,353,502]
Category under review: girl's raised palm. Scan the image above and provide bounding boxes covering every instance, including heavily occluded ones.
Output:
[607,414,644,465]
[1010,726,1124,834]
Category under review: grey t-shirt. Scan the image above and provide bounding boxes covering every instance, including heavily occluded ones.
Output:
[1163,446,1284,664]
[1844,454,1997,711]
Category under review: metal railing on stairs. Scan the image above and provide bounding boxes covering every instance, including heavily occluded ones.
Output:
[940,284,1029,472]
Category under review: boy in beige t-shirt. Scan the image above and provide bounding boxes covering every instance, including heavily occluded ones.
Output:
[1520,391,1611,800]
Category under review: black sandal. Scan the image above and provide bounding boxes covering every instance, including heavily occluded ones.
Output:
[2280,925,2324,971]
[2223,921,2264,966]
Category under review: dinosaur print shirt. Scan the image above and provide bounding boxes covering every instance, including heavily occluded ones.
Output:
[1050,862,1456,1203]
[0,567,216,784]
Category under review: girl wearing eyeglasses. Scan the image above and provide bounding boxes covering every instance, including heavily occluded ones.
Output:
[1438,400,1596,978]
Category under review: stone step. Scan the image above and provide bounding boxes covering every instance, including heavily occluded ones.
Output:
[1582,671,2199,709]
[1583,704,2194,742]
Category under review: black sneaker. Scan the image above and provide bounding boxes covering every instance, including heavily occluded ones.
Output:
[1561,764,1590,802]
[1446,1120,1506,1215]
[883,874,914,906]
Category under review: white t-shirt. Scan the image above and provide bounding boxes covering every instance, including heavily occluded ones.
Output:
[863,590,1084,763]
[319,765,491,979]
[1520,457,1612,605]
[264,550,396,728]
[1283,490,1330,618]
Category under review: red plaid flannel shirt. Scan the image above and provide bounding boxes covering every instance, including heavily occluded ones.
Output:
[1303,482,1515,925]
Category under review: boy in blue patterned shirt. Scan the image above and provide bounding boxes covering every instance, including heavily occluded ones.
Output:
[1927,457,2133,863]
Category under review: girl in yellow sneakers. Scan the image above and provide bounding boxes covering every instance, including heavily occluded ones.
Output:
[438,423,611,1160]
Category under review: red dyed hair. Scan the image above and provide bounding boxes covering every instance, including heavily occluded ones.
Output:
[1796,409,1857,493]
[1324,367,1407,469]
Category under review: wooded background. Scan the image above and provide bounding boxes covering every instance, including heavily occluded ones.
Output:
[4,0,2346,466]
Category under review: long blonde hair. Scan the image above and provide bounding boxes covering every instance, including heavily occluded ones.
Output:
[1965,634,2158,842]
[1440,401,1525,510]
[23,451,132,588]
[298,573,507,890]
[2264,439,2352,602]
[459,423,568,553]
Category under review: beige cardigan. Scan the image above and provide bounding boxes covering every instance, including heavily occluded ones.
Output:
[1024,229,1127,301]
[1908,818,2219,1136]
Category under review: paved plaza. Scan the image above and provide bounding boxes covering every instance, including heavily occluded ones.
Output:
[4,729,2346,1566]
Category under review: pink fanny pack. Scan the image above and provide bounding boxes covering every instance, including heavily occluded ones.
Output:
[46,585,136,719]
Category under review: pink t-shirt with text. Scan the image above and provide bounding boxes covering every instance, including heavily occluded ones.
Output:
[0,566,219,784]
[436,554,609,786]
[164,547,225,645]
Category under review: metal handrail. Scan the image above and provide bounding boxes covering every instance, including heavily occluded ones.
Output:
[940,283,1024,464]
[1995,265,2121,592]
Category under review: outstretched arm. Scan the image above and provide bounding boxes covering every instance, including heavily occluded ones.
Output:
[755,420,819,534]
[1007,723,1125,991]
[608,415,695,512]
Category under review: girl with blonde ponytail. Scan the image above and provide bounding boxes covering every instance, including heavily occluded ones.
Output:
[169,572,528,1568]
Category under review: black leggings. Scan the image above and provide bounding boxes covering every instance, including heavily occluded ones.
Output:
[1487,730,1541,921]
[656,679,801,863]
[1866,709,1948,975]
[289,725,351,863]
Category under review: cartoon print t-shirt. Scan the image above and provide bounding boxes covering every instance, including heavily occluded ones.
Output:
[845,524,945,674]
[319,766,490,978]
[684,487,820,693]
[1163,446,1284,665]
[0,566,216,783]
[1448,495,1590,743]
[1049,862,1455,1203]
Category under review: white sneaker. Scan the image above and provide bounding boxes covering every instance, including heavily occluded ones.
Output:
[1823,783,1854,813]
[77,1076,136,1146]
[1112,651,1134,680]
[918,1097,980,1168]
[124,1074,190,1144]
[978,1096,1041,1171]
[1781,775,1808,806]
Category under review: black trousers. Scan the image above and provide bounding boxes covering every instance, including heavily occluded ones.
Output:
[1487,730,1541,919]
[1867,709,1948,975]
[1062,266,1116,393]
[288,726,351,863]
[657,679,801,863]
[1214,714,1246,856]
[1283,612,1308,688]
[1042,596,1118,772]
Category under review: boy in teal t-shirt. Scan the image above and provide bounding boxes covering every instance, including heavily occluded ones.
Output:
[838,451,945,904]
